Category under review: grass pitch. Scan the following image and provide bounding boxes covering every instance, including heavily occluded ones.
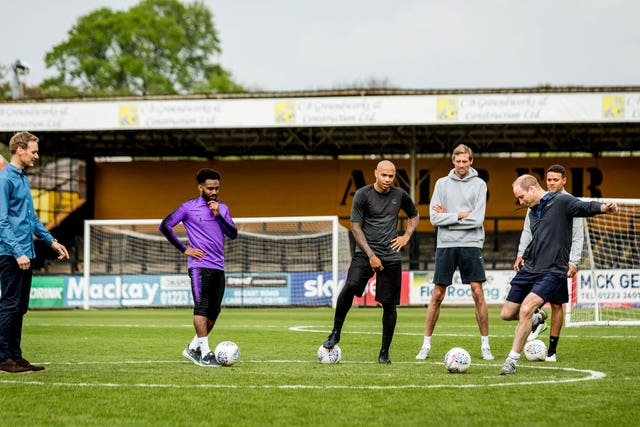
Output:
[2,307,639,426]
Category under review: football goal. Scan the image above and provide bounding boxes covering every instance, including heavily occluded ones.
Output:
[566,198,640,326]
[82,216,351,309]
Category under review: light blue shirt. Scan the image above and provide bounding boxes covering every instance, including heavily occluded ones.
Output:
[0,163,54,259]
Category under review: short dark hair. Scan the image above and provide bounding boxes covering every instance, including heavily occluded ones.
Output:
[195,168,220,184]
[546,164,566,177]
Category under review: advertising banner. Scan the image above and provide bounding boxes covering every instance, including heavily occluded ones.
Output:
[290,272,346,306]
[64,273,293,307]
[573,269,640,305]
[223,273,290,306]
[65,275,162,308]
[46,269,640,308]
[29,276,65,308]
[157,275,193,306]
[2,93,639,132]
[410,270,514,306]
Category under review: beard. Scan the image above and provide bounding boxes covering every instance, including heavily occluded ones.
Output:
[201,193,217,202]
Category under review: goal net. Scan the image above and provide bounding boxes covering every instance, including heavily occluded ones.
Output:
[566,198,640,326]
[82,216,351,309]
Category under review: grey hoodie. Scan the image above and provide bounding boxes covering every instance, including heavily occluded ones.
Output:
[430,166,486,249]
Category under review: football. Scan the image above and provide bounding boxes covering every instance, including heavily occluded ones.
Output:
[317,344,342,364]
[444,347,471,373]
[214,341,240,366]
[523,339,547,361]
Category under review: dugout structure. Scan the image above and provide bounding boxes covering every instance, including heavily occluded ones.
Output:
[2,87,640,310]
[1,87,640,211]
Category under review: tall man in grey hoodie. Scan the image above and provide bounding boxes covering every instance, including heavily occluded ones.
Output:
[415,144,494,361]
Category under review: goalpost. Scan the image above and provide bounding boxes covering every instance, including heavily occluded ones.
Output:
[566,198,640,326]
[82,216,351,309]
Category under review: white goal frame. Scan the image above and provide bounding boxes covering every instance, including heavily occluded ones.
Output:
[83,216,346,310]
[566,198,640,327]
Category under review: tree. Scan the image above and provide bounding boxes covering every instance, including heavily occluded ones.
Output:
[43,0,244,96]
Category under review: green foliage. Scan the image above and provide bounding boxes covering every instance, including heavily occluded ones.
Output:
[0,65,9,100]
[42,0,244,96]
[3,307,640,426]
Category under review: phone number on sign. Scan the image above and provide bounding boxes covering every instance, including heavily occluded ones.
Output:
[580,291,640,302]
[160,291,191,306]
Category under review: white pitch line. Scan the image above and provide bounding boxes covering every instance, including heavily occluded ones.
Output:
[290,325,513,338]
[27,324,638,339]
[31,323,288,330]
[288,325,639,339]
[0,360,606,389]
[32,323,194,328]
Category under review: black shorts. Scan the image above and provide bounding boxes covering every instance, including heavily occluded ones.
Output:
[189,267,225,318]
[433,247,486,285]
[507,271,566,304]
[346,252,402,305]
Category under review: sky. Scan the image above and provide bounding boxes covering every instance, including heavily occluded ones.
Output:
[2,0,639,92]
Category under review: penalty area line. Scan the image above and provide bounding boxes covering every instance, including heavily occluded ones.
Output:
[0,363,605,389]
[288,325,638,340]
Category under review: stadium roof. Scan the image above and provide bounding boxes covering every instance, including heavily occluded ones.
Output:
[2,86,640,159]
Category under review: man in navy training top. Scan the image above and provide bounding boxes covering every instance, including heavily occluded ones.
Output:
[514,164,584,362]
[159,168,237,367]
[322,160,420,364]
[499,174,618,375]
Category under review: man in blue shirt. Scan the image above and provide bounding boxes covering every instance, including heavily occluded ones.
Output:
[0,132,69,373]
[159,168,238,367]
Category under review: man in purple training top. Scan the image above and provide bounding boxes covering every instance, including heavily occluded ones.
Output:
[159,168,237,367]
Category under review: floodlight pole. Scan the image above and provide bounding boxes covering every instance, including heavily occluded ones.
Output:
[11,59,30,100]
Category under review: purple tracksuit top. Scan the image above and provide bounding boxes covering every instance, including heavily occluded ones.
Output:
[159,197,237,270]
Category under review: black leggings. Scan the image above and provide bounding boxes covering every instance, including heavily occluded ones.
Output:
[332,281,397,351]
